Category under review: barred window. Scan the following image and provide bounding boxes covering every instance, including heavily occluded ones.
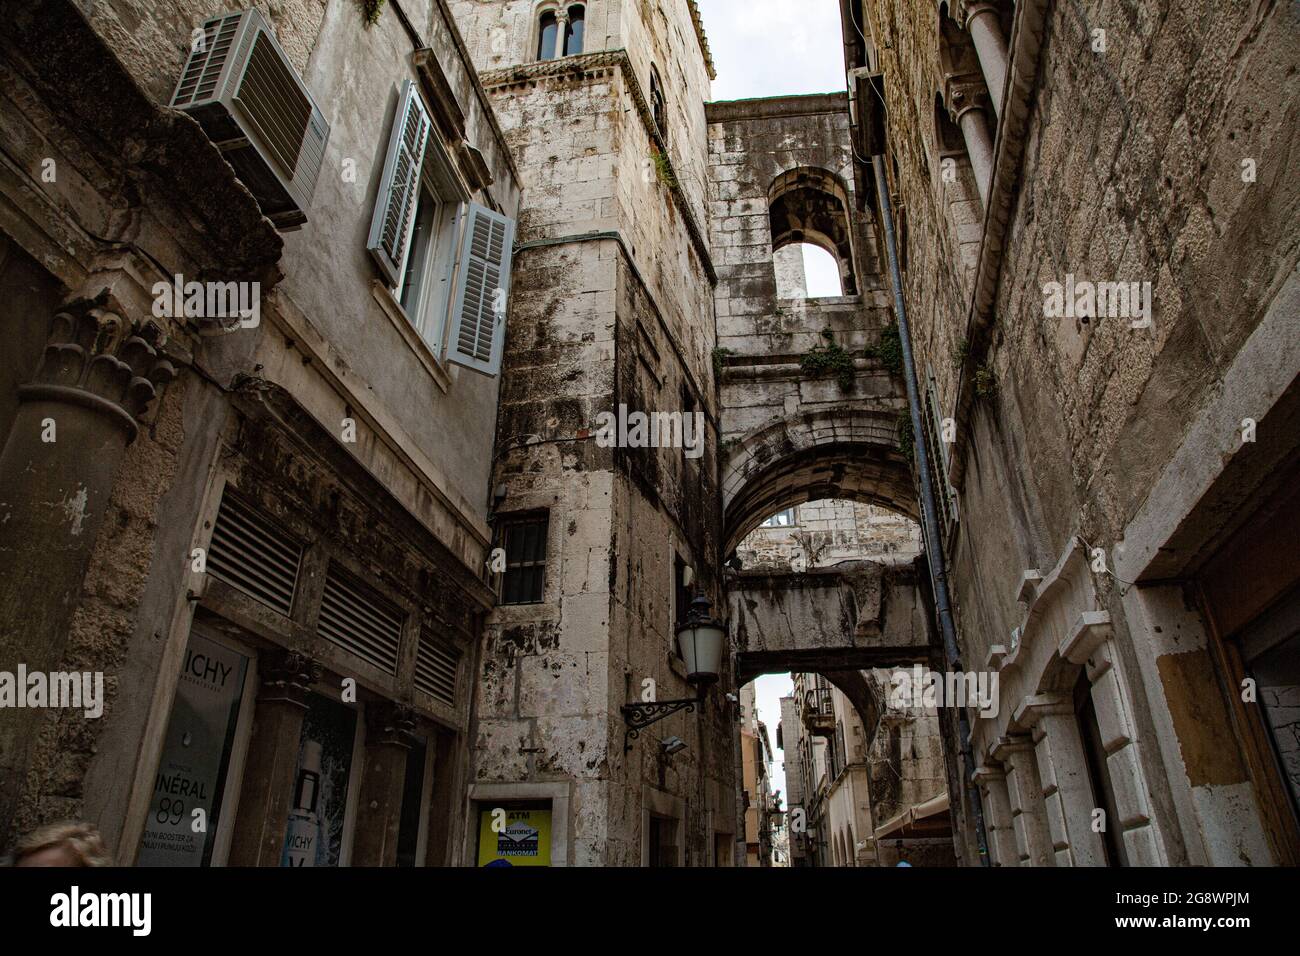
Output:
[499,514,548,604]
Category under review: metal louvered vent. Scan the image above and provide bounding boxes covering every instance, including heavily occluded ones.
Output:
[317,564,404,675]
[233,31,310,176]
[172,13,241,107]
[414,631,460,706]
[207,491,303,616]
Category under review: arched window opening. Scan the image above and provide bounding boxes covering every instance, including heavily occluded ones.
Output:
[768,167,858,296]
[650,65,667,141]
[565,5,585,56]
[537,10,559,61]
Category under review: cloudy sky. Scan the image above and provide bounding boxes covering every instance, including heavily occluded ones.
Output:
[698,0,850,802]
[701,0,848,102]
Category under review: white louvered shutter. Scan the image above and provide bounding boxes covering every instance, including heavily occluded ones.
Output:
[367,80,431,286]
[448,203,515,376]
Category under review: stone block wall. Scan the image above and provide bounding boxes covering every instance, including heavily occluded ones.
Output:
[736,499,920,572]
[860,0,1300,864]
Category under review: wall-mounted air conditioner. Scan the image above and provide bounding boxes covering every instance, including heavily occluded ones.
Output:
[170,8,329,230]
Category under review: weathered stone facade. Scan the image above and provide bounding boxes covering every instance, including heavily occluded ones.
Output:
[454,0,735,866]
[1,0,519,866]
[1,0,1295,873]
[849,0,1300,865]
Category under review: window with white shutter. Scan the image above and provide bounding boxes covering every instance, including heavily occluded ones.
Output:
[367,80,432,286]
[448,203,515,376]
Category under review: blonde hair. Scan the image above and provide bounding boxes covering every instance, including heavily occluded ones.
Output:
[14,820,111,867]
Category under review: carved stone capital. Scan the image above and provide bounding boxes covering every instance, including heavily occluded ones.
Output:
[258,649,322,708]
[20,296,177,441]
[955,1,1001,30]
[944,75,990,122]
[366,701,418,749]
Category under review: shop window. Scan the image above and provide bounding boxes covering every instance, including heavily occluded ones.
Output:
[137,629,253,866]
[475,802,553,866]
[282,692,362,867]
[395,736,432,866]
[564,5,585,55]
[499,513,549,604]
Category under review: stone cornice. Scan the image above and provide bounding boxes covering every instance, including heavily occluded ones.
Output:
[480,51,716,285]
[705,92,850,123]
[947,0,1052,490]
[686,0,718,81]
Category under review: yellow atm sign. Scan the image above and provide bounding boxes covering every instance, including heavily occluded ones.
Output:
[477,807,552,867]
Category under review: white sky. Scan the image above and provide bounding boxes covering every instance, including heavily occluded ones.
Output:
[702,0,848,102]
[702,1,847,296]
[753,673,793,802]
[702,1,849,800]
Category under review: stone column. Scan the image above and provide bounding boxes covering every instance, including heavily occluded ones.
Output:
[228,651,321,866]
[972,765,1019,866]
[351,702,417,867]
[961,2,1009,118]
[947,81,995,207]
[0,298,174,837]
[1017,694,1108,866]
[992,735,1054,865]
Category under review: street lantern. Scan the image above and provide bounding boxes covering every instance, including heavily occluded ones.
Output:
[619,591,729,753]
[675,593,725,687]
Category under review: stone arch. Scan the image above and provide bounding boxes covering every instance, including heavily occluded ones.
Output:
[722,407,916,556]
[768,166,859,295]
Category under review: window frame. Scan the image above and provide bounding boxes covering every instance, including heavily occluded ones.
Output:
[537,9,560,60]
[650,64,667,141]
[497,512,550,605]
[564,5,586,56]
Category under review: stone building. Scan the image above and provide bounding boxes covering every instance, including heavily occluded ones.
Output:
[843,0,1300,865]
[2,0,1295,871]
[447,0,737,866]
[1,0,519,866]
[739,683,775,866]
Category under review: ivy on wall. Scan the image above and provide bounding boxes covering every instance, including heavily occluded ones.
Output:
[801,331,857,392]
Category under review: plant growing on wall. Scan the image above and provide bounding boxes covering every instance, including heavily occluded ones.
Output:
[358,0,385,25]
[865,322,903,375]
[974,363,998,399]
[651,147,677,190]
[801,330,857,392]
[896,412,914,464]
[950,338,969,369]
[712,346,734,379]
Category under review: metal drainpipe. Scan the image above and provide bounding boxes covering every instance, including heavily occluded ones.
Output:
[869,153,991,867]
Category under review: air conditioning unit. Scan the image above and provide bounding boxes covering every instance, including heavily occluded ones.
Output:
[170,8,329,230]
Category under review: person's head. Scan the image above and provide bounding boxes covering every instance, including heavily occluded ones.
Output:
[11,821,111,867]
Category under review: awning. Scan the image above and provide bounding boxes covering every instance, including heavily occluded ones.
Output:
[873,791,951,840]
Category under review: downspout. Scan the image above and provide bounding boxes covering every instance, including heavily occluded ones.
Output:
[868,152,991,867]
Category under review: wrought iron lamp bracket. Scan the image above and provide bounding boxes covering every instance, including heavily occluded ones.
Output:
[620,694,703,753]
